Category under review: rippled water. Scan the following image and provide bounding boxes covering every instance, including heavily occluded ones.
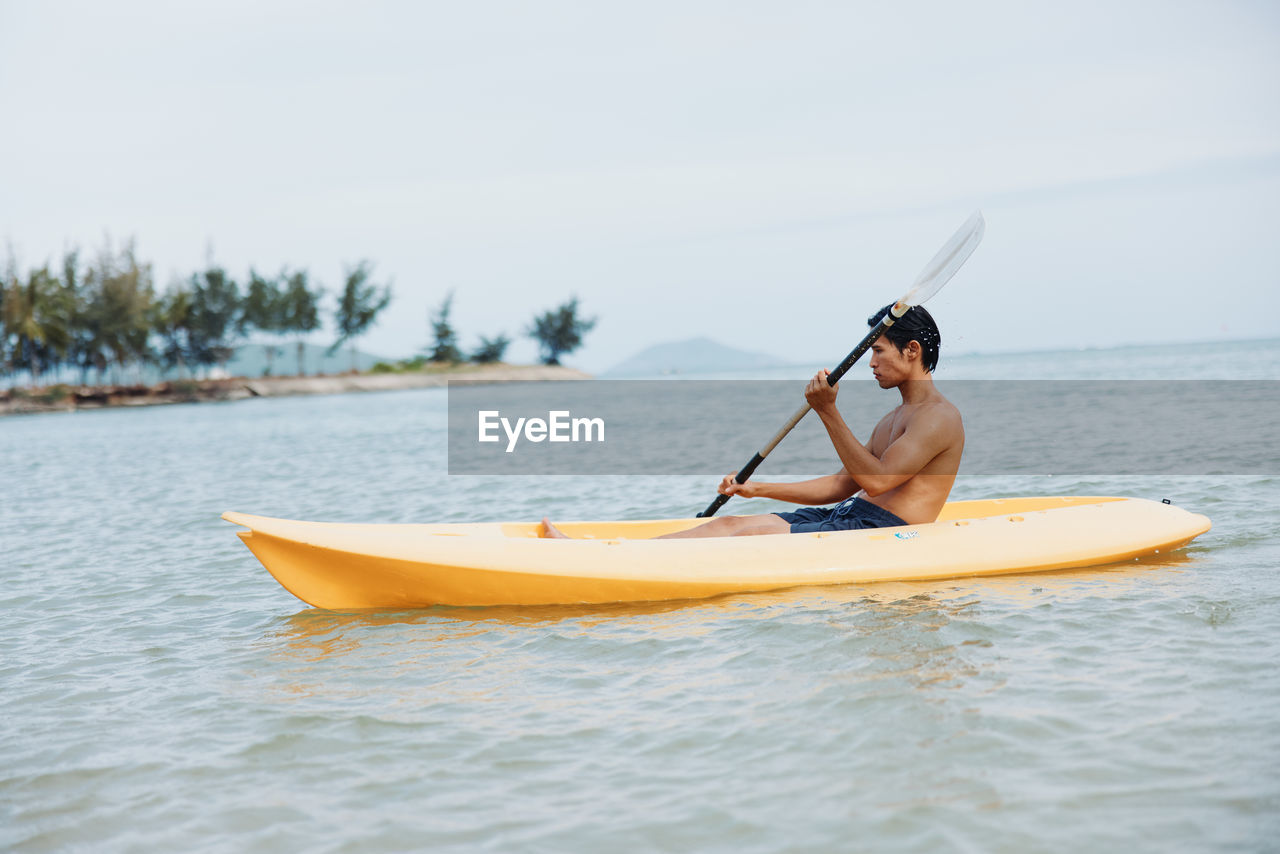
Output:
[3,343,1279,852]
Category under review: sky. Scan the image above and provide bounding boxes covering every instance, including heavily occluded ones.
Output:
[2,0,1278,373]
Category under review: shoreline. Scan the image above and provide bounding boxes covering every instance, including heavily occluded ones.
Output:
[0,363,591,417]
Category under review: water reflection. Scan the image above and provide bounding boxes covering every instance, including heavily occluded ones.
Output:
[260,549,1199,667]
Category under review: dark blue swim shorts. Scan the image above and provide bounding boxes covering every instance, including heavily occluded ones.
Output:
[773,496,908,533]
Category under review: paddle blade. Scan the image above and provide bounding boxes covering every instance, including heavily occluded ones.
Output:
[899,210,985,307]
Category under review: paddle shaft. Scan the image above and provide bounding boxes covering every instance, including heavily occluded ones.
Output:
[695,308,902,518]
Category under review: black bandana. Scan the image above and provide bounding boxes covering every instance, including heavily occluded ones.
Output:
[867,304,942,373]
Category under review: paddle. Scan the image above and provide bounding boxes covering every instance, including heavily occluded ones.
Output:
[695,210,986,518]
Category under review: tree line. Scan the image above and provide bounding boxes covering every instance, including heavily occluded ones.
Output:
[419,290,595,369]
[0,240,388,386]
[2,239,598,387]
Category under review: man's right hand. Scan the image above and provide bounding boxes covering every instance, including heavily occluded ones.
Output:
[718,474,760,498]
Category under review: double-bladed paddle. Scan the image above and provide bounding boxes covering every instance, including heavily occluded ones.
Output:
[696,210,987,518]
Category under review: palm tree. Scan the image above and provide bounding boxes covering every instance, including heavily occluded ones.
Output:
[329,260,391,372]
[187,263,240,377]
[86,241,154,382]
[1,249,16,380]
[471,334,510,364]
[528,297,596,366]
[426,291,461,363]
[61,248,102,385]
[153,282,195,376]
[243,269,285,376]
[280,269,322,375]
[3,264,72,386]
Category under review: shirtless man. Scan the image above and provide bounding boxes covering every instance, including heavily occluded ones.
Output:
[540,304,963,538]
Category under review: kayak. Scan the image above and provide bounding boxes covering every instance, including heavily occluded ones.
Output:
[222,496,1211,609]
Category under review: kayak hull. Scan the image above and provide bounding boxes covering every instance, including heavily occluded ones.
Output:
[222,496,1211,609]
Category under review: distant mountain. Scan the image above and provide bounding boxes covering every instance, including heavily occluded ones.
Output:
[225,341,390,377]
[604,337,787,377]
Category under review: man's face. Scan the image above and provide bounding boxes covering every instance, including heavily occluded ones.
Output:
[868,336,911,388]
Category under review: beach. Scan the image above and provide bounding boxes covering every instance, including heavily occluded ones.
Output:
[0,363,591,417]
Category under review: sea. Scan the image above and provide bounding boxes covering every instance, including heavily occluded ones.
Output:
[2,339,1278,853]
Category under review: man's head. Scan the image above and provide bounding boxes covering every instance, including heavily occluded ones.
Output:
[866,303,941,375]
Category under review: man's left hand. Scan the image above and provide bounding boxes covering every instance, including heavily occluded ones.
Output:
[805,369,838,413]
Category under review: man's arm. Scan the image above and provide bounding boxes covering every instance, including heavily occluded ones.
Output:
[718,471,857,506]
[805,371,956,497]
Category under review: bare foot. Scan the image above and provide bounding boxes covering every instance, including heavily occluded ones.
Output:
[539,517,570,539]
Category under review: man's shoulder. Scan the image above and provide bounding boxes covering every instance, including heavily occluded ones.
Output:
[915,393,962,420]
[911,396,964,436]
[932,395,963,422]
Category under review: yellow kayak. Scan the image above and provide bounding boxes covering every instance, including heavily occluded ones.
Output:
[222,496,1211,609]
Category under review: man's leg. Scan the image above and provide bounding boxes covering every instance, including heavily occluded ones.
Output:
[539,513,790,539]
[654,513,791,538]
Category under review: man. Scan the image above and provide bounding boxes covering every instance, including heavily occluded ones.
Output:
[540,304,963,539]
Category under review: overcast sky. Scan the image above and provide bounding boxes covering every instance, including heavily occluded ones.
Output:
[2,0,1277,372]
